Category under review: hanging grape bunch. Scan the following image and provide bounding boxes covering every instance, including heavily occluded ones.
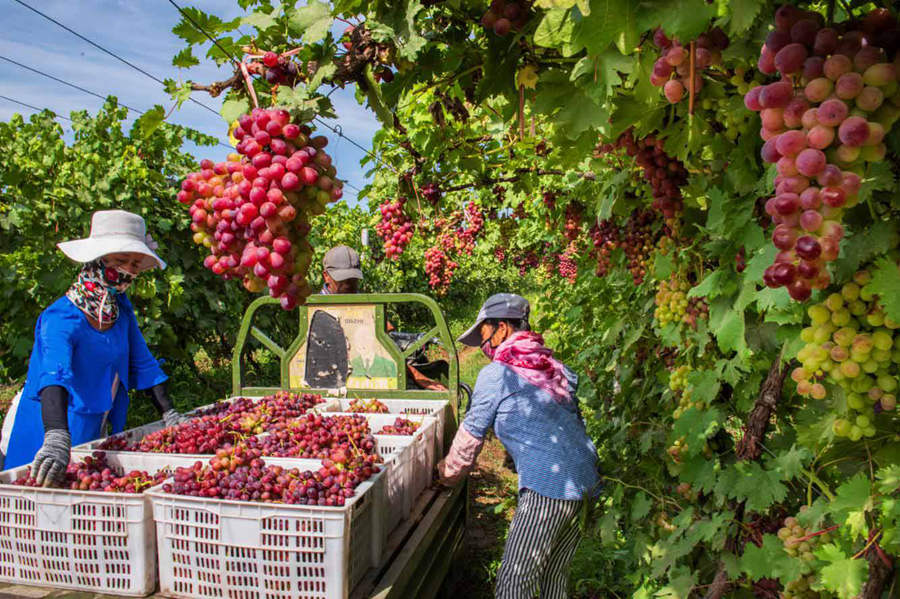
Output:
[654,275,709,330]
[456,201,484,254]
[424,246,458,294]
[651,27,730,103]
[556,242,578,284]
[376,197,413,259]
[480,0,530,37]
[590,219,619,277]
[563,202,583,242]
[777,508,833,599]
[258,51,303,86]
[611,129,689,219]
[745,5,900,301]
[669,364,699,419]
[179,108,343,310]
[791,268,899,441]
[421,182,442,205]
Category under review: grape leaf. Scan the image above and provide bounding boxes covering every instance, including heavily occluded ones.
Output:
[711,304,747,356]
[631,491,652,521]
[876,464,900,494]
[727,0,762,35]
[220,97,250,125]
[858,160,896,203]
[688,270,724,299]
[653,0,717,41]
[680,455,719,493]
[134,106,166,139]
[831,473,873,519]
[815,544,867,599]
[715,461,788,512]
[534,71,610,139]
[671,407,721,457]
[767,445,811,480]
[868,255,900,322]
[831,220,899,283]
[242,10,277,31]
[172,8,238,44]
[288,0,333,43]
[534,9,577,51]
[571,0,637,56]
[687,369,720,404]
[653,252,674,279]
[172,47,200,68]
[740,534,806,583]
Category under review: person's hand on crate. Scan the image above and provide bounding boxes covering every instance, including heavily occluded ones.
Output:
[31,429,71,487]
[162,409,188,427]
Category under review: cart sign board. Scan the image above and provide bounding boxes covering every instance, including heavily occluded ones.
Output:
[289,304,400,389]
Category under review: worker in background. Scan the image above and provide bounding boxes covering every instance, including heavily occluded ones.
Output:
[320,245,446,391]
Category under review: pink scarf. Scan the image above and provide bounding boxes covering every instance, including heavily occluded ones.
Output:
[493,331,573,403]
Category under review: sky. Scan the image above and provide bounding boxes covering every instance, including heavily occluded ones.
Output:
[0,0,380,205]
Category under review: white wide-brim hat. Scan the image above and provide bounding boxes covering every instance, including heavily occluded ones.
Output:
[57,210,166,269]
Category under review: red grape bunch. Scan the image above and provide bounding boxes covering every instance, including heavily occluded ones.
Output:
[480,0,530,37]
[589,219,620,277]
[556,242,579,284]
[258,51,302,86]
[563,202,583,242]
[12,451,166,493]
[424,246,458,294]
[745,5,900,301]
[456,201,484,255]
[377,418,421,435]
[651,27,730,103]
[164,446,380,506]
[512,249,540,277]
[376,197,414,260]
[347,398,390,413]
[249,413,377,461]
[99,391,324,453]
[421,182,442,205]
[179,107,344,310]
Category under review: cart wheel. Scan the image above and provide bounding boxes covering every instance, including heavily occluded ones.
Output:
[458,383,473,413]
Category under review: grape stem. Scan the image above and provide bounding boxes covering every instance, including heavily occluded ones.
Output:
[795,524,839,543]
[851,529,881,560]
[688,41,696,116]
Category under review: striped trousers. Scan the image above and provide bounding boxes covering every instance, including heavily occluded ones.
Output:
[495,489,583,599]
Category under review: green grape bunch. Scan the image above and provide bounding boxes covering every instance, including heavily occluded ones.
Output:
[792,269,899,440]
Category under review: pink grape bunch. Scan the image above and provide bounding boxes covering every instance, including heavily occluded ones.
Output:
[456,201,485,255]
[745,5,900,301]
[376,197,414,259]
[377,418,421,435]
[163,445,380,506]
[347,398,390,413]
[480,0,530,37]
[178,108,344,310]
[12,451,166,493]
[424,246,458,294]
[651,27,730,103]
[556,242,579,284]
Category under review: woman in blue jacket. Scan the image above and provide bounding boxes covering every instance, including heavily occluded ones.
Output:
[1,210,186,485]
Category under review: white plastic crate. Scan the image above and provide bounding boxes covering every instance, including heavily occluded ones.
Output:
[148,466,385,599]
[0,453,167,596]
[326,398,451,457]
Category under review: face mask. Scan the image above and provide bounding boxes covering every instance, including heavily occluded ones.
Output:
[100,261,136,294]
[481,339,496,360]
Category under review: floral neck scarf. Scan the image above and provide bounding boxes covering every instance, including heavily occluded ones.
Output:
[66,259,135,327]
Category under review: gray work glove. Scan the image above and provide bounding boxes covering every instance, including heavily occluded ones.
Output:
[31,429,71,487]
[162,409,188,427]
